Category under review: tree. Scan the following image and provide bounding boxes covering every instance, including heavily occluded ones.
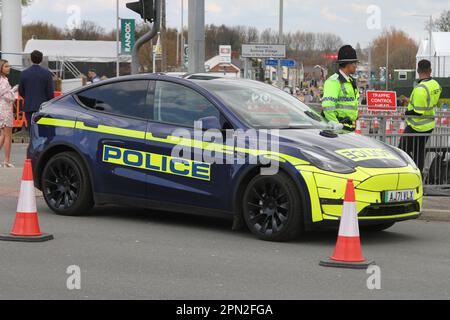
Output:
[372,28,418,75]
[432,10,450,32]
[64,20,107,41]
[23,22,65,45]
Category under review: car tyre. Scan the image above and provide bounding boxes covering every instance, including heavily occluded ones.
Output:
[242,172,303,242]
[41,152,93,216]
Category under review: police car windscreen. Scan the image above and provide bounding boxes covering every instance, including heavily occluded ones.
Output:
[201,81,328,129]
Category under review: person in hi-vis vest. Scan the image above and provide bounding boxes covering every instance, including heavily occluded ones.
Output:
[322,45,360,131]
[400,60,442,173]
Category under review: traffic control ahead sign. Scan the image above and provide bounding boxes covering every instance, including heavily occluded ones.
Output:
[366,90,397,111]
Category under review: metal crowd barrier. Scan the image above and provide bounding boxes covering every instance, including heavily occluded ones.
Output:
[307,103,450,195]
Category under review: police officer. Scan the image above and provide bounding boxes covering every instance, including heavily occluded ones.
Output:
[400,59,442,173]
[322,45,360,131]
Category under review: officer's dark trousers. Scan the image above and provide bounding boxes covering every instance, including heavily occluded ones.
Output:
[399,126,433,173]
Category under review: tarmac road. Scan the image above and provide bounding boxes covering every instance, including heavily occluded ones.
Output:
[0,196,449,300]
[0,144,449,300]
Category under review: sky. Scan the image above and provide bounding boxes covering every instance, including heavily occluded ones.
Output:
[21,0,448,47]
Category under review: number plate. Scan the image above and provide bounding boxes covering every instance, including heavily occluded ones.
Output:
[384,190,414,203]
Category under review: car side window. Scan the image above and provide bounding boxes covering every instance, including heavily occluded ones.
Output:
[153,81,220,127]
[75,80,150,119]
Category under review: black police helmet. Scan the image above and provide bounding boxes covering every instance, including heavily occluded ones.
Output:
[337,45,358,63]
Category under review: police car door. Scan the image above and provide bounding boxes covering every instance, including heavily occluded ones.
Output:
[145,80,232,211]
[74,80,151,200]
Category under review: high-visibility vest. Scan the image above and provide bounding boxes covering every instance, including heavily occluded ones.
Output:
[407,79,442,132]
[322,73,360,129]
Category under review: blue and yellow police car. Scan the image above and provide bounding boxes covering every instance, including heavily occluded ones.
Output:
[28,75,422,241]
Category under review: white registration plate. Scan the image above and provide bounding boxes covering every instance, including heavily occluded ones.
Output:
[384,190,414,203]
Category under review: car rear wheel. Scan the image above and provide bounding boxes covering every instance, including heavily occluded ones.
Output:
[242,172,303,242]
[41,152,93,216]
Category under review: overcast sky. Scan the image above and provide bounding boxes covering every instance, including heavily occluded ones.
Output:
[22,0,448,47]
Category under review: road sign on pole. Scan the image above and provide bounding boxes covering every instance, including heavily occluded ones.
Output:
[265,59,296,67]
[242,44,286,59]
[219,45,232,64]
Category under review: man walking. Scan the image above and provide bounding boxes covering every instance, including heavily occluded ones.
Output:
[19,50,54,128]
[322,45,360,131]
[401,60,442,173]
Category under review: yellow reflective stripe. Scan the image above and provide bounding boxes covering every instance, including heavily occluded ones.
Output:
[37,118,76,128]
[37,117,309,166]
[75,122,146,139]
[299,171,323,222]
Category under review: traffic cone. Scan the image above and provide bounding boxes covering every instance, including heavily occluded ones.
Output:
[398,121,406,134]
[355,120,362,134]
[385,119,393,134]
[320,180,375,269]
[373,118,380,130]
[0,160,53,242]
[360,119,366,128]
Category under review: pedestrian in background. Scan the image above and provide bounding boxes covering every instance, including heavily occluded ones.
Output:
[19,50,54,129]
[400,59,442,173]
[88,69,101,83]
[0,59,19,168]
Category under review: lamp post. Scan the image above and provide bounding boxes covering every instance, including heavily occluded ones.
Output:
[116,0,120,77]
[277,0,284,88]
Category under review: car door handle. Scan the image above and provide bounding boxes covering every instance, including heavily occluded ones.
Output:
[83,121,99,129]
[151,132,170,139]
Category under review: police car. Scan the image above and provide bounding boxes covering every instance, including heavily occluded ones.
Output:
[28,75,422,242]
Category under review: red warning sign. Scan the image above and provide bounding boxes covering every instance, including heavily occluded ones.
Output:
[366,91,397,111]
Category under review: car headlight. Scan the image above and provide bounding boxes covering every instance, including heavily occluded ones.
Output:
[393,147,418,170]
[301,149,355,174]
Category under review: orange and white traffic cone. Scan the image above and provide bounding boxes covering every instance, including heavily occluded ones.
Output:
[355,120,362,134]
[373,118,380,130]
[360,119,366,128]
[385,118,393,134]
[320,179,375,269]
[398,121,406,134]
[0,160,53,242]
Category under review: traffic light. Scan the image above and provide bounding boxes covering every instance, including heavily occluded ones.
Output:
[126,0,155,22]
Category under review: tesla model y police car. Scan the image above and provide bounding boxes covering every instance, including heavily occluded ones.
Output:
[28,75,422,241]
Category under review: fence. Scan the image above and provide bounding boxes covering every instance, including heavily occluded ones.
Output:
[308,103,450,196]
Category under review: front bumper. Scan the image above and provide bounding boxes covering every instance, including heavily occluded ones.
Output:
[297,165,423,223]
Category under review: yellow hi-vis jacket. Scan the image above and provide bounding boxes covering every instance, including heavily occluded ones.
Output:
[407,78,442,132]
[322,72,360,130]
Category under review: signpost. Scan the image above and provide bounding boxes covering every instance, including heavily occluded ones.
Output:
[120,19,136,55]
[219,45,232,64]
[242,44,286,59]
[265,59,296,67]
[366,90,397,111]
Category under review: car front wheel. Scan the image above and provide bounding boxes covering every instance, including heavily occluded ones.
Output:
[242,172,304,242]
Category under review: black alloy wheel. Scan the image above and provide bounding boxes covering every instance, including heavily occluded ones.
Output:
[243,172,303,242]
[42,152,93,216]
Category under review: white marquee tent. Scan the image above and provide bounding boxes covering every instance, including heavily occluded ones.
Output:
[417,32,450,78]
[24,39,131,63]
